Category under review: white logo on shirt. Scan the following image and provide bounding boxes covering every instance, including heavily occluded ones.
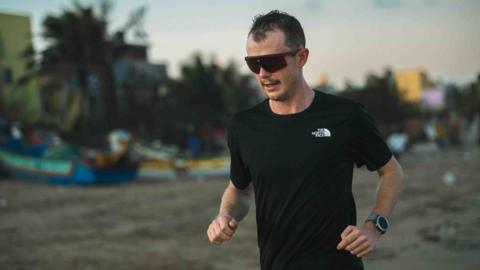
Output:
[312,128,331,138]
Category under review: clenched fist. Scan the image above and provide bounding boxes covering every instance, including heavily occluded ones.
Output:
[337,224,381,257]
[207,214,238,245]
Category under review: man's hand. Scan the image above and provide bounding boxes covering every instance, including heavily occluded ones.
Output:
[336,223,382,257]
[207,214,238,245]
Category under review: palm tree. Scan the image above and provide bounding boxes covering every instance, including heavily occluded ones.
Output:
[171,53,261,153]
[40,0,147,141]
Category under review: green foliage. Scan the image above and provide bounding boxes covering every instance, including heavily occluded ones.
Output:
[0,86,42,124]
[178,53,260,125]
[445,76,480,117]
[120,5,148,41]
[339,68,421,127]
[152,52,261,151]
[41,2,110,68]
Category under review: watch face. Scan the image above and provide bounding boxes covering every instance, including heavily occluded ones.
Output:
[377,216,389,230]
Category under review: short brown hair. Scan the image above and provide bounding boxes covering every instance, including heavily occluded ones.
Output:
[248,10,306,49]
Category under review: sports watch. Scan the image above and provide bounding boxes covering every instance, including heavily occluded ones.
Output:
[365,214,389,234]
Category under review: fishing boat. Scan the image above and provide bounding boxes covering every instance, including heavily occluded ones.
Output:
[0,127,138,185]
[0,148,138,185]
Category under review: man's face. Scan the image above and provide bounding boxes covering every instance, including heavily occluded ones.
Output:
[246,29,304,102]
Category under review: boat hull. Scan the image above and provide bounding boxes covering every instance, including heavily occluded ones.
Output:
[0,149,137,185]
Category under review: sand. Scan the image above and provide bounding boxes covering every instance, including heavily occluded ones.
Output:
[0,147,479,269]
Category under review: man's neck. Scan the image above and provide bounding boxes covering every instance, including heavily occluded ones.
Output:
[269,80,314,115]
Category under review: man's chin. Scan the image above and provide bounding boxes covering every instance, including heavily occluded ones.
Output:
[267,93,287,102]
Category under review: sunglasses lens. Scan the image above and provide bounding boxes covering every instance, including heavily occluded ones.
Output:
[261,56,287,73]
[245,58,261,74]
[245,53,290,74]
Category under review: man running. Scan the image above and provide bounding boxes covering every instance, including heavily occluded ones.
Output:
[207,10,404,269]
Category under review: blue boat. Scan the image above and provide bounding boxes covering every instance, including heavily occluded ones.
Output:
[0,148,138,185]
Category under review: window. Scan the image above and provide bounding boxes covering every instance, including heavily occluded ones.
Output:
[3,68,13,85]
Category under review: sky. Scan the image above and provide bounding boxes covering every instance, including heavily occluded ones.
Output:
[1,0,479,88]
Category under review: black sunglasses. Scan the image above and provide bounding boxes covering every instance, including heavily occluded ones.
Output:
[244,49,301,74]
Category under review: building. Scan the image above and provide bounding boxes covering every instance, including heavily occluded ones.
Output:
[421,87,445,110]
[0,13,32,88]
[0,12,41,122]
[395,69,435,103]
[38,30,169,135]
[111,32,169,134]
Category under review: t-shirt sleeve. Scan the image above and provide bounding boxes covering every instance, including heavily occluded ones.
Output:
[348,104,392,171]
[227,120,252,189]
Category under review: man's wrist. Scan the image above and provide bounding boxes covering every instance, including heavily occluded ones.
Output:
[365,214,389,235]
[217,213,235,220]
[363,220,383,238]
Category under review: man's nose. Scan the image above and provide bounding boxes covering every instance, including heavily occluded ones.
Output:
[258,66,271,78]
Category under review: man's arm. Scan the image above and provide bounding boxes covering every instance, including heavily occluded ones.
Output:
[368,155,404,218]
[337,156,404,257]
[207,181,254,245]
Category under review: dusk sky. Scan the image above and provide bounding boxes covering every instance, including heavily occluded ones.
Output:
[1,0,479,88]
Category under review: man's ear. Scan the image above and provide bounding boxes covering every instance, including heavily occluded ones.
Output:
[298,48,309,67]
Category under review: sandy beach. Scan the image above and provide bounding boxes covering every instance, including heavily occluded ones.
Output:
[1,147,479,269]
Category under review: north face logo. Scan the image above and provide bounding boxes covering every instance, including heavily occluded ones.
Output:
[312,128,331,138]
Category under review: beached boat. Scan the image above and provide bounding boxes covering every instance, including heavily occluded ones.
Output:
[0,148,138,185]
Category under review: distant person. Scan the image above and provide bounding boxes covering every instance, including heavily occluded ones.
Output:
[206,10,404,269]
[386,131,409,159]
[187,133,201,158]
[435,120,448,147]
[424,121,437,142]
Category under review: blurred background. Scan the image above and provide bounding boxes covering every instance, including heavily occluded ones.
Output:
[0,0,479,269]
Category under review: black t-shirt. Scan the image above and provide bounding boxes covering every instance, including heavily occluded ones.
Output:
[227,90,392,270]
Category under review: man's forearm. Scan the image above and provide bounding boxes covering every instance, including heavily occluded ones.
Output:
[370,156,404,218]
[338,157,404,256]
[219,182,253,222]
